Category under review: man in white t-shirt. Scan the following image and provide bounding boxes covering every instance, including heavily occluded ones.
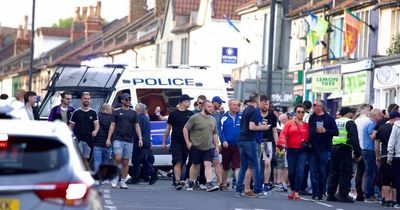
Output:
[354,104,371,201]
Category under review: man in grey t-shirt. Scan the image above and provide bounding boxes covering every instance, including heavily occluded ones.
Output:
[183,100,219,192]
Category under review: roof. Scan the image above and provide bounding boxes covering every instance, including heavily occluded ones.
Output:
[37,27,70,38]
[213,0,249,20]
[236,0,272,15]
[173,0,201,17]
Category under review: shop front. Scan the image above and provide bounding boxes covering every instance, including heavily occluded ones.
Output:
[304,65,341,115]
[373,65,400,109]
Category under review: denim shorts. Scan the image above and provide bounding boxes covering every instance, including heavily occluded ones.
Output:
[78,141,91,159]
[113,140,133,160]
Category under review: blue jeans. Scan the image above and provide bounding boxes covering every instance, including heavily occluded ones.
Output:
[93,146,111,172]
[310,150,330,198]
[287,148,308,192]
[362,150,376,198]
[236,141,262,194]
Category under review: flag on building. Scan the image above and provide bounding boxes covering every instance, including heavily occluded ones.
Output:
[224,15,250,44]
[304,10,329,54]
[343,8,362,55]
[307,30,319,54]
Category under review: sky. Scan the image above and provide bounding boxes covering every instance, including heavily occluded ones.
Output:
[0,0,154,28]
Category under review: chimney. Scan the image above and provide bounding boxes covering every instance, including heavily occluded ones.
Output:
[23,15,29,39]
[128,0,148,23]
[82,7,88,19]
[84,4,103,39]
[154,0,166,17]
[95,1,101,17]
[71,7,85,42]
[16,25,23,39]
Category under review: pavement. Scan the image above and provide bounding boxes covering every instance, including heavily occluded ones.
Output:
[99,180,387,210]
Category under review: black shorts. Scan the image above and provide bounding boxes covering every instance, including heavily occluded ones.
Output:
[380,157,396,187]
[190,147,213,164]
[170,143,189,165]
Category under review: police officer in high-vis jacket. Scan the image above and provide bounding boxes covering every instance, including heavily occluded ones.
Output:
[327,107,362,203]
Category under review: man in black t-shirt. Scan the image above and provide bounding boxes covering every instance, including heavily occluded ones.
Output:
[259,95,278,193]
[375,111,400,205]
[235,93,270,197]
[372,104,398,140]
[106,93,143,189]
[69,92,99,165]
[162,94,194,190]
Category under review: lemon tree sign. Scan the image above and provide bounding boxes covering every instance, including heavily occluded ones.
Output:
[311,74,341,93]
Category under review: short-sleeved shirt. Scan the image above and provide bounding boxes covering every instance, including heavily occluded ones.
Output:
[374,118,389,131]
[238,105,261,142]
[184,113,217,150]
[167,109,193,144]
[111,108,139,143]
[363,120,376,151]
[261,112,277,142]
[376,122,394,156]
[70,108,98,143]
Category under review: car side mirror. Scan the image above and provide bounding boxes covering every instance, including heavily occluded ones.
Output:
[93,163,119,181]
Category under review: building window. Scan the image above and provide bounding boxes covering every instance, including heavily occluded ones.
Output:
[391,9,400,38]
[354,10,370,59]
[330,17,344,59]
[181,38,188,64]
[166,41,173,66]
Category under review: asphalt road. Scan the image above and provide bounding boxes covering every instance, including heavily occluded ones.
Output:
[99,180,386,210]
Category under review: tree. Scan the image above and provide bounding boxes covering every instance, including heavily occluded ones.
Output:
[52,17,73,28]
[387,34,400,55]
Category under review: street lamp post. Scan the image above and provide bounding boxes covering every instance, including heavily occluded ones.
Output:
[266,0,276,99]
[28,0,36,91]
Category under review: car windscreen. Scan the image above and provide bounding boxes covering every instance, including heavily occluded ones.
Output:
[0,136,68,175]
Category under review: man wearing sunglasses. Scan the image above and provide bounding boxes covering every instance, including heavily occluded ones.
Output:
[107,93,143,189]
[308,100,339,201]
[48,91,75,124]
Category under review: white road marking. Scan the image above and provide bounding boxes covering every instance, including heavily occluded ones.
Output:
[115,206,184,209]
[315,202,334,208]
[104,193,111,199]
[104,206,117,210]
[235,209,269,210]
[105,199,114,205]
[103,189,110,193]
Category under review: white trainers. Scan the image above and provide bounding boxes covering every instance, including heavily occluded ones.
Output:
[111,176,119,188]
[120,180,128,189]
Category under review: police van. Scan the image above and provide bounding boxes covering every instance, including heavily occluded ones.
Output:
[39,64,228,170]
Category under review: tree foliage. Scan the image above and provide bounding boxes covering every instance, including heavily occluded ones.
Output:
[52,17,73,28]
[387,34,400,56]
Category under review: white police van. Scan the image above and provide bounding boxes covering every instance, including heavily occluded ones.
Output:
[39,64,228,170]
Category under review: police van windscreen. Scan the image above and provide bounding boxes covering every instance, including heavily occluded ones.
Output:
[40,90,108,119]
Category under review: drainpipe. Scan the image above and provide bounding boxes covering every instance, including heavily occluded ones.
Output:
[132,48,138,68]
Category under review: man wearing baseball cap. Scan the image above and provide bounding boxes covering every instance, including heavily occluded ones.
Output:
[327,107,362,203]
[162,94,194,190]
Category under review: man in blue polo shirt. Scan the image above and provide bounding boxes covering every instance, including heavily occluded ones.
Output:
[362,108,382,202]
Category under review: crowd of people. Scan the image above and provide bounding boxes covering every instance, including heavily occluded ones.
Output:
[3,89,400,208]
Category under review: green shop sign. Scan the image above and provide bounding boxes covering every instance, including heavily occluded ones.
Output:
[311,74,341,93]
[342,71,367,106]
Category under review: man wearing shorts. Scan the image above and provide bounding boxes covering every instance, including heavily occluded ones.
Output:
[162,94,194,190]
[106,93,143,189]
[219,98,241,191]
[69,92,99,166]
[259,95,278,193]
[184,100,220,192]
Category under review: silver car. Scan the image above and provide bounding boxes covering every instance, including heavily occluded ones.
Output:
[0,120,104,210]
